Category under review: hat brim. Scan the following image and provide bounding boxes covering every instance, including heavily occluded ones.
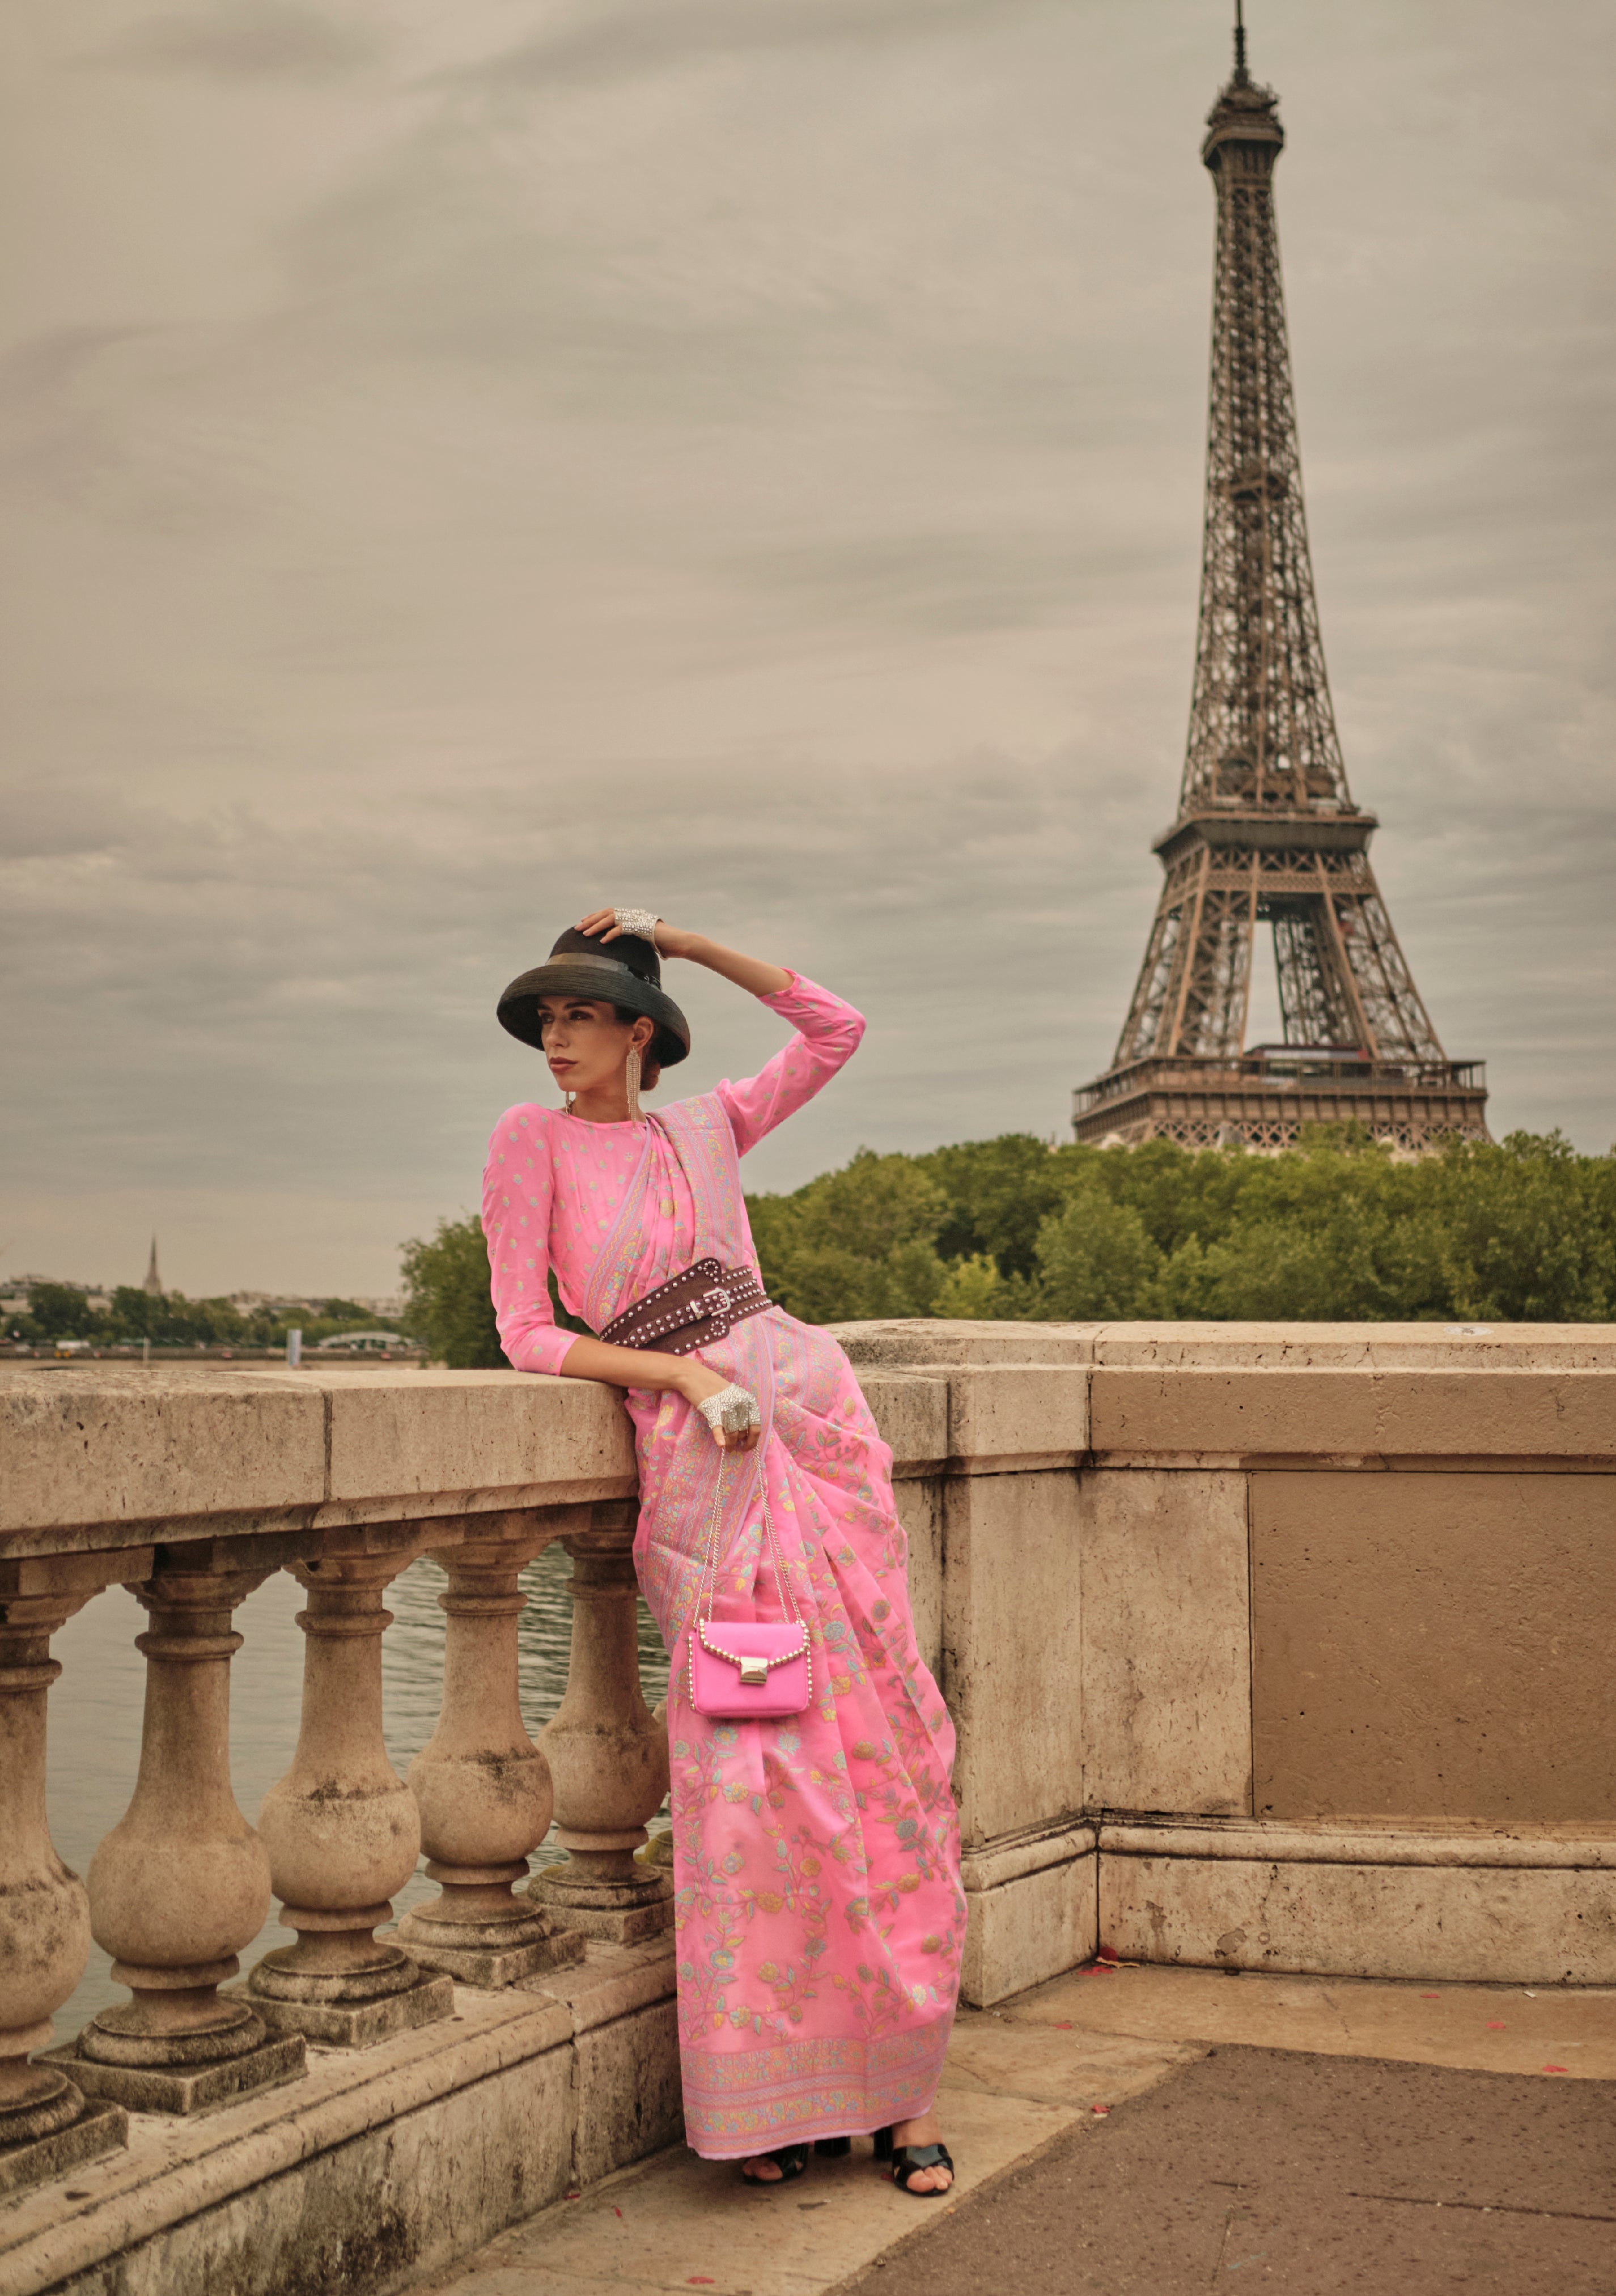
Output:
[497,955,690,1067]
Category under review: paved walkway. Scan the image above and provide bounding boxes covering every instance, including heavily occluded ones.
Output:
[844,2043,1616,2295]
[418,1965,1616,2296]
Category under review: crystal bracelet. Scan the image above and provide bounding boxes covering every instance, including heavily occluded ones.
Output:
[695,1385,761,1437]
[612,907,661,944]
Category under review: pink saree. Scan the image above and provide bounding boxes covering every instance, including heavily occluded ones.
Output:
[484,975,963,2157]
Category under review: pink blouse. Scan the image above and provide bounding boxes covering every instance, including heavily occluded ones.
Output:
[482,973,864,1377]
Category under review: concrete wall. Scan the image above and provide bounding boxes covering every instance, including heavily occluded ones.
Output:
[835,1318,1616,1997]
[1250,1470,1615,1823]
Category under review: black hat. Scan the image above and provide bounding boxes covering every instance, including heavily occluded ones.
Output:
[497,928,691,1068]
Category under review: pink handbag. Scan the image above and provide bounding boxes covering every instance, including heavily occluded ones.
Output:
[686,1453,811,1721]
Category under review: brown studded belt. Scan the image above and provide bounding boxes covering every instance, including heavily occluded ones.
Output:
[599,1257,772,1358]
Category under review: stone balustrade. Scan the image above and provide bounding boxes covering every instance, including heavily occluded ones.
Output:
[2,1328,1613,2296]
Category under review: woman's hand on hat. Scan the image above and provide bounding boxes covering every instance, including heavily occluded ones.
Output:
[578,907,702,962]
[578,907,658,947]
[574,911,786,996]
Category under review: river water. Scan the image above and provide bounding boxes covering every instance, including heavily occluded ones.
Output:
[46,1548,672,2034]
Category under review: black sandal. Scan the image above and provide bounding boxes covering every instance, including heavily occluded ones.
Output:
[873,2128,955,2197]
[739,2144,809,2185]
[815,2137,851,2158]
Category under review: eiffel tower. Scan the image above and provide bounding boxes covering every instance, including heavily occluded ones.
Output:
[1074,9,1487,1152]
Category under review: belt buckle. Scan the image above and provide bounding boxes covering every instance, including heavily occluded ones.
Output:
[701,1285,732,1320]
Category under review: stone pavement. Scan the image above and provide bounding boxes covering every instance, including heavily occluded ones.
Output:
[843,2044,1616,2295]
[418,1965,1616,2296]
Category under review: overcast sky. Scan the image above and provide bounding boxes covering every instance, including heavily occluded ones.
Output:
[3,0,1613,1298]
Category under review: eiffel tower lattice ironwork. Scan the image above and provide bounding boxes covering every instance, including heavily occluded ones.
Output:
[1074,11,1487,1153]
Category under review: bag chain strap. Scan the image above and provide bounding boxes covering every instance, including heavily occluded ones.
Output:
[695,1444,803,1637]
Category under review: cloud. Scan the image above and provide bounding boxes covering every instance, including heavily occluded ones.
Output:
[2,0,1613,1292]
[457,0,1049,92]
[98,2,382,82]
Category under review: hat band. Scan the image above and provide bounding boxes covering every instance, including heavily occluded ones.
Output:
[542,952,648,990]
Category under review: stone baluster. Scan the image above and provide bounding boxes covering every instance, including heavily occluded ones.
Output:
[0,1559,145,2194]
[64,1554,306,2116]
[397,1511,587,1985]
[248,1537,453,2047]
[530,1503,673,1943]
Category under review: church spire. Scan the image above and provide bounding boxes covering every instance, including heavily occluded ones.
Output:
[143,1236,164,1298]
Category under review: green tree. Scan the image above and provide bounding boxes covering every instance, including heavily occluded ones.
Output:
[1036,1188,1163,1319]
[1186,1133,1449,1321]
[1432,1132,1616,1322]
[919,1135,1070,1278]
[108,1286,156,1339]
[930,1252,1040,1320]
[400,1215,508,1368]
[26,1284,105,1340]
[749,1149,951,1323]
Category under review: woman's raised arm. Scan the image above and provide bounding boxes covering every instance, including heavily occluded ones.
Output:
[578,912,863,1155]
[577,911,790,999]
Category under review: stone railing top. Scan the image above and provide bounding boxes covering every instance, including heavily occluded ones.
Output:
[833,1318,1616,1370]
[0,1360,944,1552]
[5,1318,1615,1555]
[0,1366,634,1552]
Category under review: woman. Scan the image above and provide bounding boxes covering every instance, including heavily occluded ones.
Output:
[484,909,962,2196]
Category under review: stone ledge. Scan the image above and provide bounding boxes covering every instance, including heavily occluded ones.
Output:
[853,1370,948,1477]
[1100,1817,1616,1870]
[945,1364,1089,1472]
[858,1361,1089,1475]
[832,1321,1101,1368]
[1090,1449,1616,1473]
[1090,1366,1616,1463]
[12,1339,1616,1557]
[239,1968,455,2051]
[960,1819,1100,2008]
[0,1373,326,1540]
[522,1936,678,2036]
[0,1947,681,2296]
[0,2100,127,2202]
[1089,1321,1616,1370]
[39,2032,306,2119]
[960,1819,1098,1894]
[1099,1837,1616,1986]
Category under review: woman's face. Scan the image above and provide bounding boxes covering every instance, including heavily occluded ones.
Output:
[536,996,647,1099]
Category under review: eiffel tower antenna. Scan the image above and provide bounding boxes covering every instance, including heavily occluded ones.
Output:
[1074,31,1487,1152]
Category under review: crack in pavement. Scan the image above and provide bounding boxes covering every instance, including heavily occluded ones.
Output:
[1344,2192,1616,2226]
[1211,2180,1616,2227]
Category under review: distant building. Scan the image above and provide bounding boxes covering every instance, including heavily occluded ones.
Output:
[143,1237,164,1298]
